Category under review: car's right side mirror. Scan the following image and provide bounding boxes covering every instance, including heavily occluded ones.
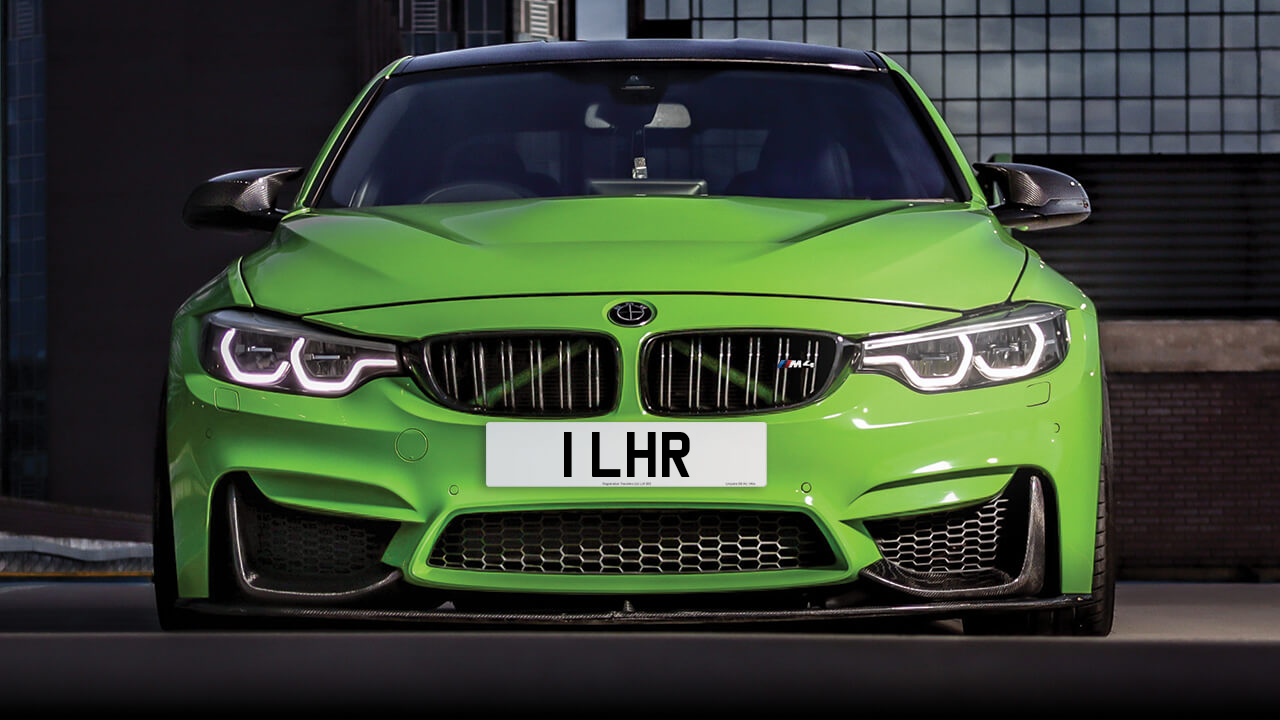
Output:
[973,162,1091,231]
[183,167,303,232]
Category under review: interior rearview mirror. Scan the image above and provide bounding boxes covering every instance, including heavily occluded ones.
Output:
[584,102,691,130]
[183,167,304,232]
[973,162,1090,231]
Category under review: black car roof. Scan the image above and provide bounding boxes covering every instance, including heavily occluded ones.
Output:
[394,39,885,76]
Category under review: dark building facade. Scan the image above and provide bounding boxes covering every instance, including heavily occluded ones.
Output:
[399,0,573,53]
[2,0,47,499]
[0,0,570,514]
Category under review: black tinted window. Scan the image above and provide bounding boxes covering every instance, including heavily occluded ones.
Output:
[319,63,959,206]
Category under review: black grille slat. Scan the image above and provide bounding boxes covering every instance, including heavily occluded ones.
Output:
[866,496,1010,576]
[423,333,616,416]
[428,509,835,574]
[645,331,841,415]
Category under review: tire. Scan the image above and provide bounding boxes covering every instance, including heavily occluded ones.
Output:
[965,372,1116,636]
[152,387,208,631]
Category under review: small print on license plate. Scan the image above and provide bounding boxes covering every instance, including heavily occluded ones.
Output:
[486,422,766,488]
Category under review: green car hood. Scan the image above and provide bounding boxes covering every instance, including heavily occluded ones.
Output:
[241,197,1026,315]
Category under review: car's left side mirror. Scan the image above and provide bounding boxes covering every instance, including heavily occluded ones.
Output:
[182,167,304,232]
[973,162,1090,231]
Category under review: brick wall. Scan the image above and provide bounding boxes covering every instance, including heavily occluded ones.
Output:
[1109,372,1280,577]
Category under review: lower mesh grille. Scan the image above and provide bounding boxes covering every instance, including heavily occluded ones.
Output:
[428,509,836,574]
[865,492,1013,576]
[233,480,398,586]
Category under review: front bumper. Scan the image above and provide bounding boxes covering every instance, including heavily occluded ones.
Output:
[177,594,1093,626]
[165,293,1103,601]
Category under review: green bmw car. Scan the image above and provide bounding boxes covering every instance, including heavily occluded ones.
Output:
[156,39,1112,634]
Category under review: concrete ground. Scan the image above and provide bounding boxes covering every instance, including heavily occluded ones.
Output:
[0,581,1276,712]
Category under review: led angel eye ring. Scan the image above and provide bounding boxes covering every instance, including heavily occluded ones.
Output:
[290,337,398,394]
[972,323,1046,380]
[219,328,290,385]
[862,333,974,389]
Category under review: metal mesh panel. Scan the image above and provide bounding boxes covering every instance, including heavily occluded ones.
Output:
[428,508,836,574]
[644,331,842,415]
[640,1,1280,158]
[237,486,397,581]
[422,333,617,416]
[866,495,1010,576]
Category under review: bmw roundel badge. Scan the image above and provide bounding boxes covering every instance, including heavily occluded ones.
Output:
[608,301,655,327]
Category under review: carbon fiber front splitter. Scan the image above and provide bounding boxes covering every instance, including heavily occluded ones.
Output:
[178,594,1090,626]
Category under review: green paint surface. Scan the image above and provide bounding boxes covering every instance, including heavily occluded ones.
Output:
[164,57,1102,600]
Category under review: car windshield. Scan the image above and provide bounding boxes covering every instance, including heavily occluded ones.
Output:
[317,62,961,207]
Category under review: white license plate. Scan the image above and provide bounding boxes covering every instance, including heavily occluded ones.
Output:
[486,422,766,488]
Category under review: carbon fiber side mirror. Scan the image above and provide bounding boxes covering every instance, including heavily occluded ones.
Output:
[183,167,304,232]
[974,162,1091,231]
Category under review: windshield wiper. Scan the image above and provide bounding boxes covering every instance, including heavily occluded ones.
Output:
[588,179,709,197]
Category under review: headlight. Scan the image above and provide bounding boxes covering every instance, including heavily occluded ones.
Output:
[202,310,401,396]
[856,304,1068,392]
